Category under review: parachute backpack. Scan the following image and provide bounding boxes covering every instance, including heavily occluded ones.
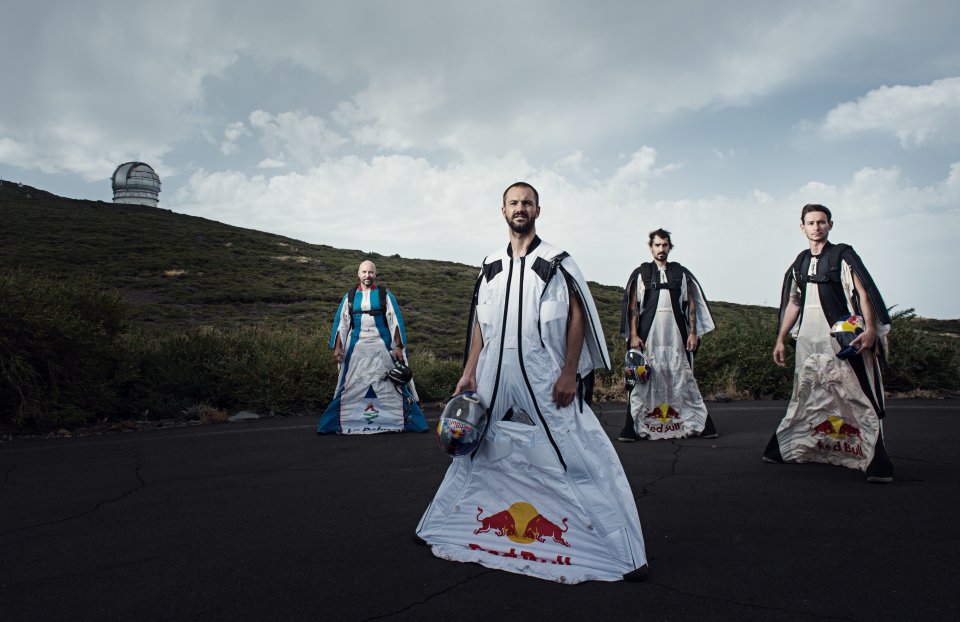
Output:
[437,392,488,456]
[623,349,651,391]
[830,314,864,360]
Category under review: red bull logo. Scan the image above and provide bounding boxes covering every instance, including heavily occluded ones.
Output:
[644,403,679,423]
[811,415,861,440]
[474,502,570,547]
[811,415,865,457]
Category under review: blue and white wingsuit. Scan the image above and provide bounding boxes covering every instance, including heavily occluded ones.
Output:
[417,237,648,583]
[317,285,428,435]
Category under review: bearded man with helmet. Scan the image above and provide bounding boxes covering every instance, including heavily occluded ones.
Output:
[764,204,894,483]
[619,228,718,441]
[416,182,648,583]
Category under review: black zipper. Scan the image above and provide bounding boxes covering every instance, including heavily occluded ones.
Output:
[517,256,566,470]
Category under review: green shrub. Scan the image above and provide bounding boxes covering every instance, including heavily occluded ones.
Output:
[884,309,960,392]
[124,325,339,417]
[0,269,129,429]
[695,313,794,399]
[408,351,462,403]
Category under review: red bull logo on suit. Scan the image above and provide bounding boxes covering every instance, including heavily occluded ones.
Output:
[470,501,573,566]
[811,415,865,457]
[643,403,682,433]
[474,502,570,546]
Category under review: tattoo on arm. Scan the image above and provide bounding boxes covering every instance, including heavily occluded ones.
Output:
[789,281,801,306]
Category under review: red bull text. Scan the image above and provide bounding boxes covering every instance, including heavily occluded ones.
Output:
[811,416,865,457]
[643,403,682,433]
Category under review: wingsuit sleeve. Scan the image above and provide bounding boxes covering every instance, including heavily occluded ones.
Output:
[384,290,409,349]
[619,267,643,340]
[330,293,351,349]
[559,257,611,372]
[838,246,892,330]
[777,254,804,338]
[681,268,715,338]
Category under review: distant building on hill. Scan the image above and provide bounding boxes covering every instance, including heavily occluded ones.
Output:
[111,162,161,207]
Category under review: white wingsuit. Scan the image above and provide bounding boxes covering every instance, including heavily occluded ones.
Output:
[623,262,716,439]
[416,237,648,583]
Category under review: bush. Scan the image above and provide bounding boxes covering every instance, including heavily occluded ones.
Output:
[884,308,960,392]
[408,351,462,403]
[124,325,339,418]
[0,269,129,429]
[695,313,794,399]
[597,315,794,402]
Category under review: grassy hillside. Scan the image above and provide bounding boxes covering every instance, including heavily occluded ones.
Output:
[0,182,795,355]
[2,180,957,431]
[0,182,479,357]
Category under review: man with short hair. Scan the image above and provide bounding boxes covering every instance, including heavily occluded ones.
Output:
[619,228,717,441]
[416,182,648,583]
[317,260,427,434]
[763,204,894,482]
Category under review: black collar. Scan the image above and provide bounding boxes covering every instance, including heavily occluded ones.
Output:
[506,235,541,258]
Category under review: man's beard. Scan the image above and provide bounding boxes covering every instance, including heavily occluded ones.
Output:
[507,215,535,234]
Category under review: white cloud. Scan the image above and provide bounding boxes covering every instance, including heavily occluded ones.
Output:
[172,153,960,317]
[820,77,960,147]
[220,122,251,156]
[247,110,347,168]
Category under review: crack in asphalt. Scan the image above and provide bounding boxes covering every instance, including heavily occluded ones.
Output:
[0,451,146,539]
[359,569,497,621]
[890,454,960,467]
[635,440,683,498]
[647,580,862,621]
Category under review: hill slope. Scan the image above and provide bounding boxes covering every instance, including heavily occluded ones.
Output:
[1,182,483,356]
[0,180,779,357]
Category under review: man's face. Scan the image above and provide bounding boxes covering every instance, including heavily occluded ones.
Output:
[502,186,540,234]
[649,236,671,262]
[358,261,377,287]
[801,211,832,243]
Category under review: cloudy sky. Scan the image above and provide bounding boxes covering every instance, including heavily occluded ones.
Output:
[2,1,959,318]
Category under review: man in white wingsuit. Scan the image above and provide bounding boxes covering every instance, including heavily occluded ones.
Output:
[619,228,718,441]
[416,182,648,583]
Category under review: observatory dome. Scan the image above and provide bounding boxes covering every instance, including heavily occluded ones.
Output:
[112,162,161,207]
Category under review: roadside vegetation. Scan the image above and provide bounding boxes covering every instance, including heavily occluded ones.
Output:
[2,183,957,433]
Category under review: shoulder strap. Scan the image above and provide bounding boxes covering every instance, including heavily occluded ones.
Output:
[639,263,653,285]
[347,286,360,330]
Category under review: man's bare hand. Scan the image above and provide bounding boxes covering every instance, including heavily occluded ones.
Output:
[552,373,577,408]
[772,341,786,367]
[454,374,477,395]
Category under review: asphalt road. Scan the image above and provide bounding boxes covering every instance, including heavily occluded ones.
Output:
[2,399,958,621]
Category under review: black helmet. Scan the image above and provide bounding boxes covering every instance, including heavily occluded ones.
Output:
[437,392,488,456]
[623,348,651,390]
[386,359,413,385]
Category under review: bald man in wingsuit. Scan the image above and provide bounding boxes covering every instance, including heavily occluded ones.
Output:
[317,260,427,434]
